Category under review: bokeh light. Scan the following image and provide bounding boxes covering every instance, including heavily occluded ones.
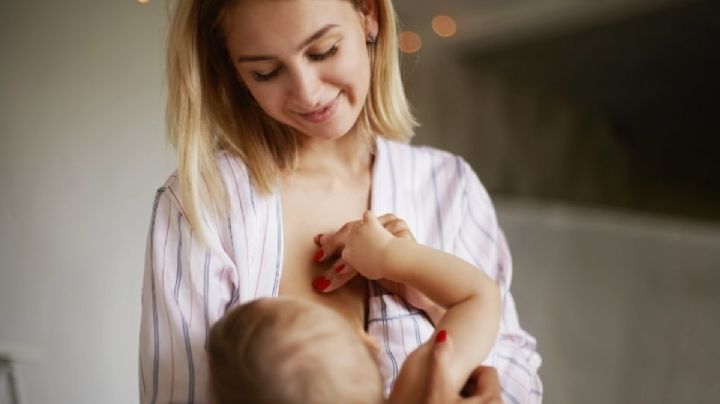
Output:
[432,15,457,38]
[398,31,422,53]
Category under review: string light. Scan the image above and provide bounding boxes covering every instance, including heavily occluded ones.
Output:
[137,0,151,4]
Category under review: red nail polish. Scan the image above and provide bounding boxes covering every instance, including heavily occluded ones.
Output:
[313,249,324,262]
[436,330,447,343]
[334,264,346,273]
[312,276,331,292]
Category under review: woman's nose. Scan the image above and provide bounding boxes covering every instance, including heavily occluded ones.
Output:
[288,67,323,110]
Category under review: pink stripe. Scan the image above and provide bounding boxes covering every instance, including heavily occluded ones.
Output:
[255,199,270,296]
[159,198,176,402]
[167,187,187,218]
[188,231,194,329]
[399,316,408,357]
[224,155,251,273]
[218,267,227,299]
[499,364,531,394]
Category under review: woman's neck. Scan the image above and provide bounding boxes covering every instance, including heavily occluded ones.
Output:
[293,128,374,181]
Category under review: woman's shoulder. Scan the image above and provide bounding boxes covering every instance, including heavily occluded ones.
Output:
[215,149,253,185]
[152,171,183,213]
[150,151,271,254]
[156,150,255,193]
[378,137,480,187]
[379,137,494,213]
[153,149,233,180]
[152,150,266,223]
[378,137,470,170]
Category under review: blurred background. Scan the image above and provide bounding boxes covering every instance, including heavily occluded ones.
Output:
[1,0,718,403]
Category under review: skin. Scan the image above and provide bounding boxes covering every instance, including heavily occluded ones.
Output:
[225,0,373,142]
[235,216,500,404]
[224,0,378,335]
[223,1,503,401]
[426,334,504,404]
[315,214,446,325]
[265,297,385,403]
[337,212,501,404]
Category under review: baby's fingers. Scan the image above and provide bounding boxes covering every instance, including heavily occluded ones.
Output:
[377,214,415,240]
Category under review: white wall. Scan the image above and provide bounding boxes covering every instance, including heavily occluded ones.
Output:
[499,200,720,404]
[0,1,173,403]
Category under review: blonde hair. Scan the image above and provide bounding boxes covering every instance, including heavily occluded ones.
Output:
[165,0,417,239]
[208,297,383,404]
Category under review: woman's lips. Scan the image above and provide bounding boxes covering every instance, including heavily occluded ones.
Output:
[298,94,340,124]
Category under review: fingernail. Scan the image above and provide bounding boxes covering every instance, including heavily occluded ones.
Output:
[313,249,324,262]
[312,275,331,292]
[314,234,323,246]
[334,264,346,274]
[435,330,447,343]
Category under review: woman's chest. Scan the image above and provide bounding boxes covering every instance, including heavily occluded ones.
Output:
[278,182,371,332]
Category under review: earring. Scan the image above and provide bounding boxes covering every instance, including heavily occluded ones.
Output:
[366,33,377,44]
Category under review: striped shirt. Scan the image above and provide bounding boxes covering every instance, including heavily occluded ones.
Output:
[138,137,543,403]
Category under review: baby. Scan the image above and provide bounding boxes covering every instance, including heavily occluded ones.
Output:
[208,212,501,404]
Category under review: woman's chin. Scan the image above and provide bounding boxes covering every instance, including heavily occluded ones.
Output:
[294,118,360,142]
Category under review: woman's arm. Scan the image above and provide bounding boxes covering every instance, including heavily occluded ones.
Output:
[425,333,504,404]
[138,185,237,404]
[453,159,543,403]
[342,212,501,403]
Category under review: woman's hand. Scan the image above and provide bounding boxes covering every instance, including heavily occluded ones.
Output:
[312,212,401,283]
[427,332,503,404]
[311,213,445,324]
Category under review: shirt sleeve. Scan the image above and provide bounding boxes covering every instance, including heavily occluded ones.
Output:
[454,159,544,404]
[138,183,237,404]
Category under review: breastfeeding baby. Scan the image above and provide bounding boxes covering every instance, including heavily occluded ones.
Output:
[207,211,501,403]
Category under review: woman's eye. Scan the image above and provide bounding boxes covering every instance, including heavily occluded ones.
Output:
[250,44,339,82]
[252,68,280,82]
[308,45,339,62]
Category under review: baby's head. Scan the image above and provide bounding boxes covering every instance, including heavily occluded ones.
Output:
[208,297,383,404]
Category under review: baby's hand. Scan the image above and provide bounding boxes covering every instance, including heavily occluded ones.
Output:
[313,214,443,323]
[312,213,417,293]
[342,211,395,280]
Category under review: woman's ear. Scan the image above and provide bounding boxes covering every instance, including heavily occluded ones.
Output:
[360,0,379,40]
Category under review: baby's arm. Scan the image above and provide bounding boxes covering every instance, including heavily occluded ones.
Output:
[343,211,500,402]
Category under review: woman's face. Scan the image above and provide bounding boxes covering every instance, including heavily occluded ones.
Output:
[225,0,374,141]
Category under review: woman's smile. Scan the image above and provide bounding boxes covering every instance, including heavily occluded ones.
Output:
[224,0,371,141]
[297,92,341,124]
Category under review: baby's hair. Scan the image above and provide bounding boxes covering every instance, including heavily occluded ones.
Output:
[208,297,384,404]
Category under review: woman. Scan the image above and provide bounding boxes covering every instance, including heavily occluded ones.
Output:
[138,0,542,403]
